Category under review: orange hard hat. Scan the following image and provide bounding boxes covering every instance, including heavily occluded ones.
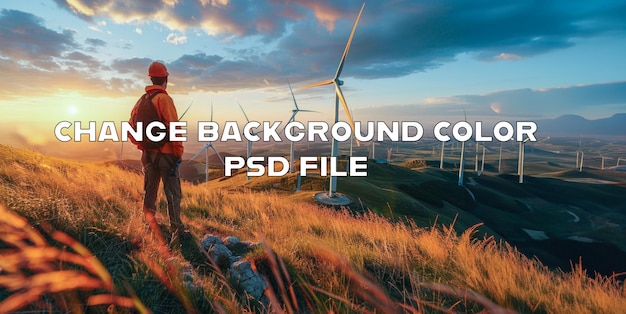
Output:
[148,61,169,77]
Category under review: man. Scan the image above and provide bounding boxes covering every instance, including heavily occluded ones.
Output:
[129,61,188,241]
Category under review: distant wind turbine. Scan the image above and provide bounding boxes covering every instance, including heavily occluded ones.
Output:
[474,142,479,173]
[576,137,582,169]
[285,80,318,173]
[600,154,606,170]
[238,102,263,180]
[189,102,224,183]
[439,142,445,169]
[579,151,584,172]
[480,145,486,174]
[518,137,531,184]
[387,147,392,162]
[458,111,468,186]
[498,141,503,173]
[298,3,365,198]
[458,140,466,186]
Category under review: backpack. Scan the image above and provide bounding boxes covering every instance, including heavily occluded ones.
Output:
[133,91,169,150]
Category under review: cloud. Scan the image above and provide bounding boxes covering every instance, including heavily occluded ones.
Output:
[85,37,107,47]
[48,1,626,83]
[0,9,78,61]
[355,81,626,122]
[165,32,187,45]
[493,53,522,61]
[12,1,626,96]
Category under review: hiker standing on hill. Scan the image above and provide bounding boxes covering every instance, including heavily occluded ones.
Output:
[129,61,189,241]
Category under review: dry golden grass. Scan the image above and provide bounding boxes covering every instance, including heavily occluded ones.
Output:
[1,144,625,313]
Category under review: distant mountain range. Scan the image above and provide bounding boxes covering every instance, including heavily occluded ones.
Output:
[536,113,626,136]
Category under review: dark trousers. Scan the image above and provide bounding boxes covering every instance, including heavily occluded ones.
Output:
[141,150,183,233]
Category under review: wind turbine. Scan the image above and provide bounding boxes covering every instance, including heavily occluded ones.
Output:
[458,112,468,186]
[189,103,224,183]
[474,143,478,172]
[575,137,582,169]
[498,141,503,173]
[457,139,467,186]
[285,80,318,173]
[238,102,263,180]
[439,142,445,169]
[518,137,531,183]
[579,151,584,172]
[480,145,486,174]
[387,147,392,163]
[600,154,606,170]
[298,3,365,198]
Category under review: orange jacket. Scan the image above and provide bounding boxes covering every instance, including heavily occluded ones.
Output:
[129,85,184,158]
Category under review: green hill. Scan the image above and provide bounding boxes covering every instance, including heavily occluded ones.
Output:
[1,144,625,313]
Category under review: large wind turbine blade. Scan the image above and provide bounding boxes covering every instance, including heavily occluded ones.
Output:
[335,83,360,146]
[210,101,214,122]
[287,79,300,111]
[297,79,334,91]
[179,100,193,120]
[210,146,225,165]
[190,144,210,162]
[237,101,250,123]
[298,109,320,113]
[335,3,365,79]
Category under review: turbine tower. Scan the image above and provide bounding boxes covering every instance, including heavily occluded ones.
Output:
[579,151,584,172]
[286,80,318,173]
[480,145,486,174]
[458,112,468,186]
[238,102,263,180]
[299,3,365,199]
[498,141,503,173]
[474,142,479,173]
[190,103,224,182]
[439,142,445,169]
[600,154,606,170]
[457,139,466,186]
[518,137,530,183]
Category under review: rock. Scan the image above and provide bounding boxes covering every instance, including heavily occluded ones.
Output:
[199,234,268,303]
[225,236,240,245]
[200,235,223,250]
[230,260,267,300]
[229,255,242,264]
[208,244,233,268]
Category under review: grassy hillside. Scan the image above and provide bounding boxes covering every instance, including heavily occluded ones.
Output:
[1,144,625,313]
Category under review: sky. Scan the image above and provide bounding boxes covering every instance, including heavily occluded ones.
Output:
[0,0,625,160]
